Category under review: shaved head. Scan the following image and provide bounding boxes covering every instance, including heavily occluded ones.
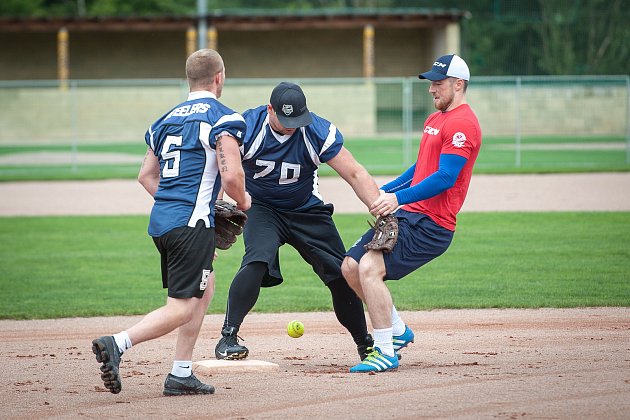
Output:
[185,49,225,92]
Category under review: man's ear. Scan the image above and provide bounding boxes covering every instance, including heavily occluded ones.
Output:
[213,70,223,86]
[454,78,465,92]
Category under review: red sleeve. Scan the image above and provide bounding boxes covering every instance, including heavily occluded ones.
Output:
[440,118,480,160]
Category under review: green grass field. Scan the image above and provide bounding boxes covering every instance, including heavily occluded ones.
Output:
[1,135,628,181]
[0,212,628,320]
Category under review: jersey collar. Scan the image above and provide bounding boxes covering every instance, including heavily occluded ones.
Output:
[187,91,217,101]
[265,114,301,144]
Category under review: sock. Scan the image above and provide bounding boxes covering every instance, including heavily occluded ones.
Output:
[373,327,395,357]
[113,331,132,354]
[171,361,192,378]
[391,306,406,336]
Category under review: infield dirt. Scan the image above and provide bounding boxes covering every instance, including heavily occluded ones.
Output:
[1,174,629,419]
[1,309,628,419]
[2,172,630,216]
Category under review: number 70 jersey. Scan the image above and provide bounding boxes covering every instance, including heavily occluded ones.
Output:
[240,105,344,210]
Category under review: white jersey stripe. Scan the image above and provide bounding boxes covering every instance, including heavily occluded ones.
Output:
[311,171,323,202]
[320,123,337,155]
[302,128,321,166]
[243,117,269,161]
[215,112,246,129]
[148,124,156,151]
[189,121,217,228]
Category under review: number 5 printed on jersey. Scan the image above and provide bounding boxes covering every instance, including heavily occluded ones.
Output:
[161,135,182,178]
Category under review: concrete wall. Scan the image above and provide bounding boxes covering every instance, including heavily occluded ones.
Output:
[221,82,376,137]
[0,27,435,80]
[0,80,625,145]
[0,81,376,143]
[468,84,628,136]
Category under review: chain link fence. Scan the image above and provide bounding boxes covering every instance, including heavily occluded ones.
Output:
[0,75,628,177]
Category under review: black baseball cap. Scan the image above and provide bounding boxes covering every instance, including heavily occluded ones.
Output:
[270,82,313,128]
[419,54,470,81]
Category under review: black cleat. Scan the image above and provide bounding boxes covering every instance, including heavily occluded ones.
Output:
[163,373,215,396]
[92,336,122,394]
[215,326,249,360]
[357,334,374,361]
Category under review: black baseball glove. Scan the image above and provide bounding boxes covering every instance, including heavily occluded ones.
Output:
[363,214,398,253]
[214,199,247,250]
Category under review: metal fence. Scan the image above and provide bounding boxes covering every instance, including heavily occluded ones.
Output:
[0,75,628,175]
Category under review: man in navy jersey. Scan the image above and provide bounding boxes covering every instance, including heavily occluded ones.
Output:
[91,49,250,395]
[214,82,380,362]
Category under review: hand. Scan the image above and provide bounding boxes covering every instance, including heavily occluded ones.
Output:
[237,192,251,211]
[369,191,399,216]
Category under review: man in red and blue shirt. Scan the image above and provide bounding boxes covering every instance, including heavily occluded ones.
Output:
[343,54,482,373]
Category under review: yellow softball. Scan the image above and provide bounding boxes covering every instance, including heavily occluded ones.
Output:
[287,320,304,338]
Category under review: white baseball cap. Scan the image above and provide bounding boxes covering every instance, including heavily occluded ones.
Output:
[418,54,470,81]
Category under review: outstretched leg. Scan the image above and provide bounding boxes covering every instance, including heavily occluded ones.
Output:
[215,262,266,360]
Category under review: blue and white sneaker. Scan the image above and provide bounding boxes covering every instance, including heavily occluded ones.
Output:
[349,347,399,373]
[393,325,415,353]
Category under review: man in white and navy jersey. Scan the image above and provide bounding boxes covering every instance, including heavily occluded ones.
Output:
[214,82,380,363]
[91,49,250,396]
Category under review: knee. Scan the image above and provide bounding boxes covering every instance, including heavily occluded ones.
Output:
[341,257,359,286]
[179,305,196,325]
[358,252,386,281]
[341,256,354,278]
[168,299,196,325]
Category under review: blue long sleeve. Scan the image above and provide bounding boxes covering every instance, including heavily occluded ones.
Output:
[380,164,416,193]
[394,154,467,205]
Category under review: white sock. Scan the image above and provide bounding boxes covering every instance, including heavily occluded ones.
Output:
[391,306,406,336]
[171,361,193,378]
[113,331,132,354]
[372,327,395,357]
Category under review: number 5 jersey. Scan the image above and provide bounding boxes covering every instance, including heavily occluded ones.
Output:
[144,91,246,237]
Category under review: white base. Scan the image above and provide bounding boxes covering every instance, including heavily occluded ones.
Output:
[194,359,280,374]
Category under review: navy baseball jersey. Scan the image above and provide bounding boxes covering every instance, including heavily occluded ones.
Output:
[145,91,246,237]
[241,105,343,210]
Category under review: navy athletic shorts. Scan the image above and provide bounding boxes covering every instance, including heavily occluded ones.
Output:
[345,209,453,280]
[240,199,346,287]
[152,219,215,299]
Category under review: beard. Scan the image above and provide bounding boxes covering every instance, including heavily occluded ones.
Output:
[433,90,455,111]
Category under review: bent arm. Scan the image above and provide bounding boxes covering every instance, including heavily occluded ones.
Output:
[138,147,160,197]
[380,164,415,193]
[370,154,467,215]
[216,134,250,211]
[394,153,467,205]
[327,146,380,209]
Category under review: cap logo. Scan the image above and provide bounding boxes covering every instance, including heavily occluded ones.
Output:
[282,104,293,116]
[434,61,447,68]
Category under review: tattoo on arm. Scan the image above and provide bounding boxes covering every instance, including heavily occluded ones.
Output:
[140,149,149,170]
[217,137,228,173]
[140,148,158,175]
